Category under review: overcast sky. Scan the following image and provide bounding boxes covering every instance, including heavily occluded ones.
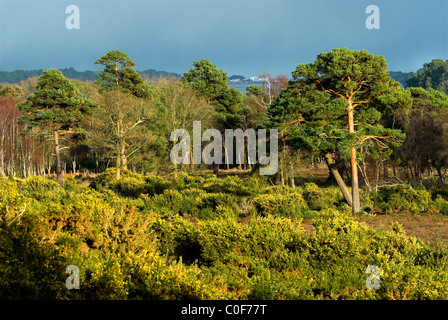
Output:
[0,0,446,77]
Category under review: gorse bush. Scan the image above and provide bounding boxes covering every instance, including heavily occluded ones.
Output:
[371,185,434,214]
[22,176,60,200]
[0,223,68,299]
[252,187,307,218]
[1,173,448,300]
[90,168,147,197]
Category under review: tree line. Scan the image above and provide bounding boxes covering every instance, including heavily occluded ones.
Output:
[1,49,447,214]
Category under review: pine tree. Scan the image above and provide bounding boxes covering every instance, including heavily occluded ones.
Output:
[17,69,95,184]
[266,48,410,213]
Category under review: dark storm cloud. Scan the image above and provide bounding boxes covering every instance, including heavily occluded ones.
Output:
[0,0,446,77]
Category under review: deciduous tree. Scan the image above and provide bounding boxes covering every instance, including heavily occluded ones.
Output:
[94,91,153,179]
[151,79,215,173]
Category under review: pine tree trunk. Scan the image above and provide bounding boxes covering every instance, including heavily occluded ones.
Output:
[54,131,64,185]
[325,153,353,207]
[347,100,361,213]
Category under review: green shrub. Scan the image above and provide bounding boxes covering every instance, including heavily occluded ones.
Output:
[2,172,448,300]
[21,176,60,200]
[125,250,229,300]
[144,175,171,196]
[303,183,325,210]
[89,168,146,197]
[253,187,307,218]
[153,216,206,265]
[431,184,448,201]
[170,173,207,190]
[247,271,315,300]
[202,175,264,196]
[115,176,146,197]
[0,179,26,217]
[150,189,196,216]
[433,195,448,215]
[0,223,69,299]
[371,185,433,214]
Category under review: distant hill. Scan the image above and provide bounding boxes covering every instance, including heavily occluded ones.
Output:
[0,67,181,84]
[389,71,415,86]
[139,69,181,79]
[229,75,247,81]
[0,68,98,83]
[0,68,414,87]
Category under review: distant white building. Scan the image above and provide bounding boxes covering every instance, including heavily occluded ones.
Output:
[249,76,268,82]
[249,76,261,82]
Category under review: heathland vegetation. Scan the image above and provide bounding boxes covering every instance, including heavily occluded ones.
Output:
[1,49,448,299]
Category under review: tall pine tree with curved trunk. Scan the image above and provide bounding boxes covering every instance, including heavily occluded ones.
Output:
[267,48,409,213]
[16,69,95,185]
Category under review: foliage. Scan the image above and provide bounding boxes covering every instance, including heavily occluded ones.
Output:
[16,69,95,136]
[268,48,408,162]
[147,79,216,173]
[393,87,448,181]
[89,168,147,197]
[252,187,307,218]
[4,49,448,300]
[370,185,433,214]
[2,173,448,300]
[0,223,68,299]
[180,58,229,106]
[180,58,246,130]
[406,59,448,95]
[94,50,152,100]
[265,48,411,213]
[15,69,97,184]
